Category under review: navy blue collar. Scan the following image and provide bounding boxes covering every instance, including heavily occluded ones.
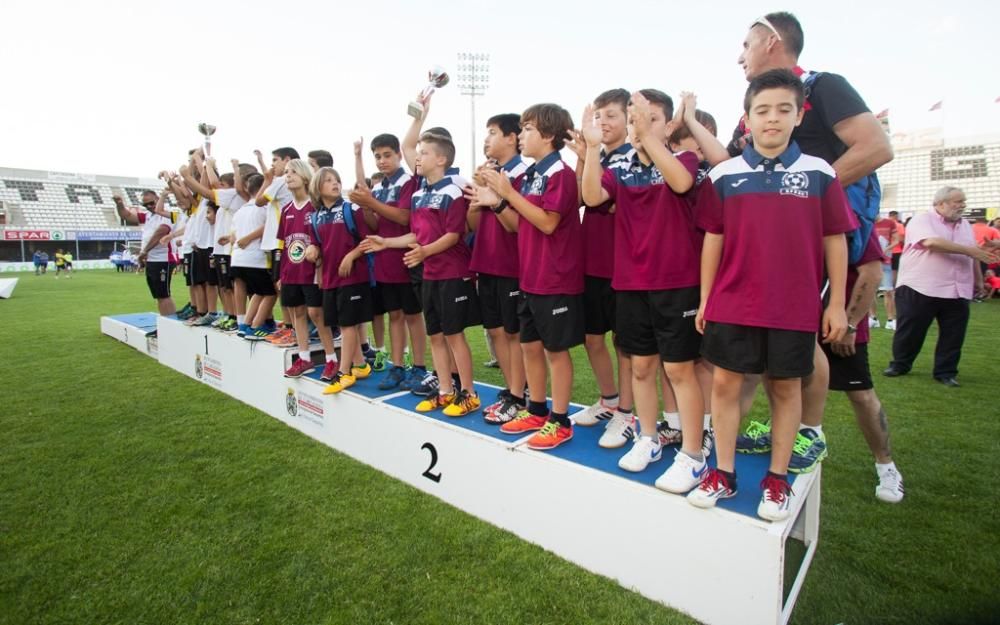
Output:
[421,175,453,192]
[501,154,523,173]
[600,142,632,165]
[526,151,561,179]
[383,167,406,187]
[446,166,461,176]
[742,141,802,170]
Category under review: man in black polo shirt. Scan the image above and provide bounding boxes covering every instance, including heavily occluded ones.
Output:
[692,12,902,502]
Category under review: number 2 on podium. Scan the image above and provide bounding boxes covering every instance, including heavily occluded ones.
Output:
[421,442,441,483]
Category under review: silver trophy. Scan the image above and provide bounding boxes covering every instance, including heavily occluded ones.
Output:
[197,122,217,157]
[408,66,450,119]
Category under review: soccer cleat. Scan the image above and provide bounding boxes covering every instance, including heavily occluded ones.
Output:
[657,422,683,446]
[416,391,456,412]
[211,314,227,328]
[193,314,216,327]
[322,372,356,395]
[599,412,636,449]
[655,451,708,494]
[885,319,897,331]
[500,411,549,434]
[687,468,738,509]
[788,429,828,474]
[176,304,195,320]
[411,370,440,397]
[400,367,424,391]
[351,362,372,379]
[574,399,617,427]
[265,327,291,343]
[869,316,880,329]
[372,349,389,372]
[236,323,251,337]
[443,390,481,417]
[269,328,297,348]
[483,389,511,420]
[526,420,573,450]
[736,420,772,454]
[320,360,339,382]
[875,466,905,503]
[701,428,715,458]
[222,318,239,333]
[757,475,794,521]
[484,395,522,425]
[284,357,316,378]
[377,366,407,390]
[243,326,271,341]
[618,436,663,472]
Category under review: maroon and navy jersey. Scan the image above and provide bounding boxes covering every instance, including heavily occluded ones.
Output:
[582,143,635,279]
[517,151,584,296]
[410,177,472,281]
[312,198,370,289]
[470,155,528,278]
[601,150,701,291]
[372,168,419,284]
[696,142,857,332]
[276,199,317,285]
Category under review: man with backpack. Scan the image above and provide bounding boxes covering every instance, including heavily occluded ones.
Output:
[693,12,902,502]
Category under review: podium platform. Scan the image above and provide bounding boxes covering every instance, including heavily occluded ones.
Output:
[101,313,820,625]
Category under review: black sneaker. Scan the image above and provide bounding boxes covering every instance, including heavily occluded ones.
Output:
[410,370,440,397]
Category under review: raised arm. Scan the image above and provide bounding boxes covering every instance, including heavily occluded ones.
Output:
[580,104,612,207]
[112,195,140,226]
[402,91,432,172]
[631,92,693,194]
[679,92,729,166]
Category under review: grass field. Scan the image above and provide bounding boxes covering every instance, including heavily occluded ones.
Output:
[1,270,997,625]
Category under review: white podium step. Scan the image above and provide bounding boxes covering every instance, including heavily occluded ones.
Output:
[101,313,820,625]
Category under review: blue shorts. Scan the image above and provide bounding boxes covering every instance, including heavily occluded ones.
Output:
[878,263,894,292]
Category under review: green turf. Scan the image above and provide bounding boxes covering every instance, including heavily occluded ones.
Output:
[1,271,996,625]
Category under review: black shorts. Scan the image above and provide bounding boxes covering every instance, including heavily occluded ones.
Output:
[422,277,481,336]
[890,252,902,271]
[702,322,815,378]
[616,287,701,362]
[478,273,520,334]
[583,275,616,335]
[268,249,282,284]
[409,264,424,300]
[214,254,233,290]
[232,266,276,297]
[519,292,585,352]
[191,248,213,286]
[182,253,193,287]
[378,281,422,315]
[145,262,173,300]
[822,341,874,391]
[324,283,375,328]
[281,283,322,308]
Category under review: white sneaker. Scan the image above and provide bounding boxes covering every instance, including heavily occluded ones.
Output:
[885,319,897,331]
[599,412,635,449]
[574,399,616,426]
[757,475,794,521]
[875,466,904,503]
[655,451,707,493]
[687,469,737,509]
[869,316,881,329]
[618,436,662,472]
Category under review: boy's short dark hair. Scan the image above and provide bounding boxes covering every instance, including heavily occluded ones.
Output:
[487,114,521,138]
[888,210,899,217]
[521,104,574,151]
[636,89,674,119]
[419,132,456,169]
[594,88,630,112]
[272,147,299,160]
[425,126,452,139]
[237,163,258,178]
[219,173,235,186]
[743,68,805,113]
[763,12,804,59]
[245,174,265,196]
[206,200,219,212]
[370,134,400,153]
[308,150,334,167]
[370,172,386,184]
[668,109,719,146]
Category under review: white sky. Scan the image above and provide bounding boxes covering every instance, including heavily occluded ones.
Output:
[2,0,998,183]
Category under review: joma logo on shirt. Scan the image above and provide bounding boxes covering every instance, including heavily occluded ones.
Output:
[454,295,468,303]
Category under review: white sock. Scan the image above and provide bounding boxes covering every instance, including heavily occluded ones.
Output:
[800,424,823,436]
[703,413,712,430]
[601,394,620,410]
[662,411,681,430]
[376,344,385,352]
[642,433,660,447]
[237,314,245,324]
[876,461,897,475]
[326,354,337,363]
[299,351,310,361]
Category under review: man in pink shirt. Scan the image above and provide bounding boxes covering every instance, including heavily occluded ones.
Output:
[884,187,999,386]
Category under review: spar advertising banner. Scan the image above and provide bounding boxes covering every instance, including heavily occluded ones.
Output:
[1,229,140,241]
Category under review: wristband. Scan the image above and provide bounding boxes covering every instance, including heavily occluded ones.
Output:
[491,199,508,214]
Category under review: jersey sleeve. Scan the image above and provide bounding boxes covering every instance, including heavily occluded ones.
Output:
[444,194,469,236]
[542,168,579,216]
[676,151,701,182]
[695,179,724,234]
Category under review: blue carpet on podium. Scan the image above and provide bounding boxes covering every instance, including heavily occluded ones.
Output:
[108,313,159,333]
[542,424,780,519]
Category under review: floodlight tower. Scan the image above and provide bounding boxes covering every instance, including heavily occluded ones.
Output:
[456,52,490,172]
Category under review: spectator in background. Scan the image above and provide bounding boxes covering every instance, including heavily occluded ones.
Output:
[888,210,905,287]
[884,187,999,387]
[971,217,1000,275]
[872,213,903,330]
[308,150,334,170]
